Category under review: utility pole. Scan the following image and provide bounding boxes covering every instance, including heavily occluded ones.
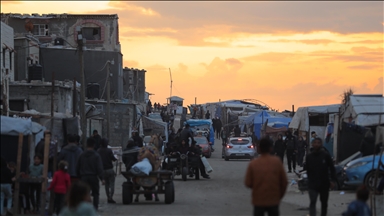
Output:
[1,69,9,116]
[106,61,111,139]
[76,26,87,148]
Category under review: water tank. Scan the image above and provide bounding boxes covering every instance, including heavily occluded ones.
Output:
[87,83,100,99]
[54,38,64,46]
[28,64,43,82]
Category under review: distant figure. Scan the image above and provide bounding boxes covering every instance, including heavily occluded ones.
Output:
[273,134,285,163]
[284,130,297,173]
[76,138,105,210]
[215,117,222,140]
[310,131,317,144]
[234,125,241,137]
[245,138,288,216]
[342,185,372,216]
[205,110,210,119]
[172,103,177,115]
[212,118,217,133]
[97,138,117,204]
[131,130,143,147]
[360,130,375,157]
[92,130,102,151]
[58,134,83,182]
[305,138,337,216]
[297,136,307,167]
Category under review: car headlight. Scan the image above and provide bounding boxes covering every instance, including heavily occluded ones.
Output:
[348,161,368,169]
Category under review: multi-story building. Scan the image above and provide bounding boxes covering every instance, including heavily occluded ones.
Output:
[1,22,15,116]
[123,67,146,103]
[1,13,124,99]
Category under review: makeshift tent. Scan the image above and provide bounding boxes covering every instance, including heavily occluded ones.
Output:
[185,119,215,145]
[1,116,46,171]
[289,104,340,132]
[245,110,291,139]
[342,95,384,126]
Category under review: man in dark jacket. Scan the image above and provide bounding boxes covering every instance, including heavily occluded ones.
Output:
[190,142,210,179]
[76,137,105,210]
[234,125,241,137]
[122,139,140,171]
[274,134,285,163]
[180,124,195,145]
[305,138,336,216]
[132,131,143,147]
[97,138,117,204]
[93,130,102,151]
[215,117,223,140]
[57,134,83,181]
[285,131,297,173]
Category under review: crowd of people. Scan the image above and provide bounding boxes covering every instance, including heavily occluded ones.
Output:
[245,135,379,216]
[0,130,118,216]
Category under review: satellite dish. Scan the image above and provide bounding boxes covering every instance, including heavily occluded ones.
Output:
[25,21,34,32]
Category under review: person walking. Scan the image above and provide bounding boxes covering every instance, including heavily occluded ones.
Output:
[245,138,288,216]
[215,117,222,140]
[273,134,285,163]
[97,138,117,204]
[305,137,337,216]
[60,181,98,216]
[205,110,210,119]
[285,131,297,173]
[297,136,307,167]
[76,138,105,211]
[92,130,102,151]
[47,160,71,215]
[58,134,83,183]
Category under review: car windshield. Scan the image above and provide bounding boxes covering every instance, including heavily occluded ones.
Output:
[230,139,250,145]
[193,137,208,144]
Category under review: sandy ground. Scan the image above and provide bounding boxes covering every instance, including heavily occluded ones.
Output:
[95,135,382,216]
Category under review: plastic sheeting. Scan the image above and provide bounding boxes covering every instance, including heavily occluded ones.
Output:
[185,119,215,145]
[289,104,341,131]
[245,110,291,139]
[344,96,384,126]
[1,116,46,145]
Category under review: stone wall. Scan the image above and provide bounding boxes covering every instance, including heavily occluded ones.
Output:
[86,100,136,147]
[7,81,79,115]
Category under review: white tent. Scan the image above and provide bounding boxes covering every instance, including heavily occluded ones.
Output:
[342,95,384,126]
[289,104,341,132]
[1,116,46,145]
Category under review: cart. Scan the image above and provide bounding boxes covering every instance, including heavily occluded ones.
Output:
[121,170,175,204]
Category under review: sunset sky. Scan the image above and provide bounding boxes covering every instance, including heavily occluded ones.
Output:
[1,1,383,111]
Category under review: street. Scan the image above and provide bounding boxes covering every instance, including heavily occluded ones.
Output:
[98,138,358,216]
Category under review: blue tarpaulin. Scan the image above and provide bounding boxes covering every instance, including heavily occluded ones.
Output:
[185,119,215,145]
[245,111,291,139]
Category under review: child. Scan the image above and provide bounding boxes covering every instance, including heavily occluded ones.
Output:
[29,154,43,214]
[60,181,97,216]
[342,185,372,216]
[47,160,71,215]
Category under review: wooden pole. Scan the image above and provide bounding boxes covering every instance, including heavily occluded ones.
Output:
[40,132,50,216]
[107,62,111,139]
[13,133,24,215]
[49,74,56,214]
[73,77,77,117]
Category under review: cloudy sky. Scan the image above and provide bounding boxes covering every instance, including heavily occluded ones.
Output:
[2,1,383,111]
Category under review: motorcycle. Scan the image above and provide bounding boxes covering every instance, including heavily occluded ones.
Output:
[165,151,200,181]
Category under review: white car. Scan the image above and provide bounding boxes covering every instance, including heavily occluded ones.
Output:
[224,137,256,161]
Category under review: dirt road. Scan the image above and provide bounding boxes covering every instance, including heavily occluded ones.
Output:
[98,139,356,216]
